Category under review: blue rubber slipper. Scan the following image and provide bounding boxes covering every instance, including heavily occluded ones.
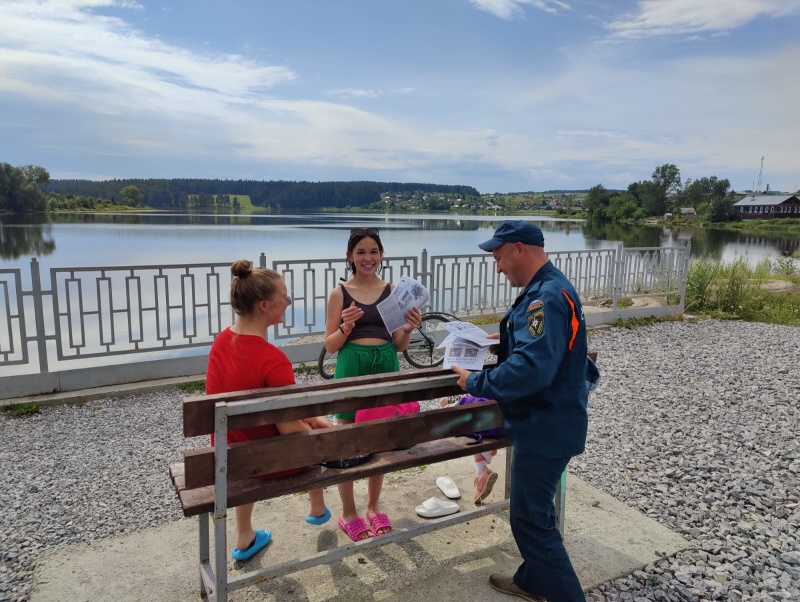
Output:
[231,529,271,561]
[305,506,332,525]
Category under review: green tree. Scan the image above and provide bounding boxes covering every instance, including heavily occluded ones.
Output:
[708,193,740,222]
[678,179,705,208]
[22,164,51,186]
[120,185,142,207]
[0,163,49,213]
[196,192,214,208]
[606,193,641,221]
[707,176,731,202]
[677,175,732,215]
[652,163,682,196]
[584,184,612,222]
[643,164,681,216]
[639,180,667,216]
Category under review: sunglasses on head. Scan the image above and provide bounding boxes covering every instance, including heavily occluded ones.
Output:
[268,294,292,305]
[350,227,379,237]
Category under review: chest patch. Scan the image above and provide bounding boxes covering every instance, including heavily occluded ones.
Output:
[528,306,545,338]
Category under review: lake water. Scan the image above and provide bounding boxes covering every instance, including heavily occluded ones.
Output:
[1,212,798,270]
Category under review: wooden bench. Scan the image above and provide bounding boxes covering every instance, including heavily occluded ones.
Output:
[169,366,567,602]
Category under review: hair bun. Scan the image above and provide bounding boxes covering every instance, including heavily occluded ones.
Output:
[231,259,252,278]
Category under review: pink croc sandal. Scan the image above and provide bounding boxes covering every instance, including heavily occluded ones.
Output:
[337,516,372,542]
[367,512,392,536]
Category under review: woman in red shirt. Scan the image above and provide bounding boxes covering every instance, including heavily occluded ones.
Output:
[206,259,332,561]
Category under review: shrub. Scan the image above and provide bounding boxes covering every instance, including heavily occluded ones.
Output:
[685,255,800,325]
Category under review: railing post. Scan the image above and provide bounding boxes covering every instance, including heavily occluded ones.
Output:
[418,249,429,291]
[29,258,49,373]
[259,252,267,269]
[678,241,691,312]
[611,244,624,309]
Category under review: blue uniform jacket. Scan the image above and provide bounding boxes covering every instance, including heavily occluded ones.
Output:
[465,261,589,458]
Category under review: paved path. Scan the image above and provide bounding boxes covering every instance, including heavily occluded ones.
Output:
[31,454,687,602]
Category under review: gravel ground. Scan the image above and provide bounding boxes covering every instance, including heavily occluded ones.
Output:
[1,318,798,602]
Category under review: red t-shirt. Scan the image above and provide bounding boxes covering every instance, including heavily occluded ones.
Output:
[206,327,303,478]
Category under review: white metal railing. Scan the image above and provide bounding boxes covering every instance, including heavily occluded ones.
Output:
[0,244,689,397]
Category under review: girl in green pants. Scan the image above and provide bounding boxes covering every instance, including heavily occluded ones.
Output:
[323,227,421,542]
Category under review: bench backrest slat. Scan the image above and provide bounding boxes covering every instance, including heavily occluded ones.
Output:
[183,401,503,489]
[183,367,468,437]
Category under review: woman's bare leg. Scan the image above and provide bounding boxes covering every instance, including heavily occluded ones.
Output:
[234,503,256,550]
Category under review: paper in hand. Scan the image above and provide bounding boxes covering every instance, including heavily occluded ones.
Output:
[439,321,496,347]
[376,276,430,333]
[439,321,493,370]
[443,340,489,370]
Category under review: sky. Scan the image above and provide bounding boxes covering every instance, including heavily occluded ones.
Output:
[1,0,799,194]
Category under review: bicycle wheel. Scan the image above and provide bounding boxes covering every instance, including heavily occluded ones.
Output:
[318,346,337,380]
[424,311,459,322]
[403,313,450,368]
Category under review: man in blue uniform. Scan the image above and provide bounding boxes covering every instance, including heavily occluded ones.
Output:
[452,221,589,602]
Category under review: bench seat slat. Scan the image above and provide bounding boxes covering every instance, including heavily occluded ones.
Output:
[184,403,503,489]
[170,436,511,517]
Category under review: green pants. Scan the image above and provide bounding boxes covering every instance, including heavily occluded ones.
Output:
[334,341,399,420]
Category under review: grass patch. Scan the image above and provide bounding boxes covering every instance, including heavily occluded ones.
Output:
[466,314,503,325]
[294,362,319,376]
[1,402,41,417]
[175,380,206,395]
[612,315,684,329]
[685,255,800,325]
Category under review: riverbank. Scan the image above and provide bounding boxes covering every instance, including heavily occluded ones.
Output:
[1,319,798,601]
[644,217,800,241]
[706,218,800,237]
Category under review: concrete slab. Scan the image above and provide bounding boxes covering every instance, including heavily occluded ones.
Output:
[31,453,688,602]
[0,375,206,409]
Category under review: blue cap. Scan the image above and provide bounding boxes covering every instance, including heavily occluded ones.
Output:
[478,221,545,251]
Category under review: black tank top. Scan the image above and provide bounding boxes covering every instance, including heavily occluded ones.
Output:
[341,283,392,341]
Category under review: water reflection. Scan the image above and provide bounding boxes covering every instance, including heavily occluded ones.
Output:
[40,212,595,233]
[0,214,56,260]
[0,212,797,267]
[580,220,799,261]
[581,221,665,248]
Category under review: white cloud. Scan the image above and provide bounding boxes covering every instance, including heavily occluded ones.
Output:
[608,0,800,37]
[0,3,437,173]
[1,0,798,191]
[326,87,416,100]
[0,1,297,106]
[468,0,570,20]
[406,32,798,189]
[326,88,381,99]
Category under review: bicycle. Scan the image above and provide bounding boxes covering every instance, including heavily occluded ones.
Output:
[318,311,458,379]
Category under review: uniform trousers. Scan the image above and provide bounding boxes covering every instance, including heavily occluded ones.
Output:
[510,449,585,602]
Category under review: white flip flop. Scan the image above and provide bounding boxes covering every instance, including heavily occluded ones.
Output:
[436,476,461,499]
[415,497,459,518]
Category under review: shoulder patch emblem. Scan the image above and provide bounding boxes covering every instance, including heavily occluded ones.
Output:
[528,307,545,338]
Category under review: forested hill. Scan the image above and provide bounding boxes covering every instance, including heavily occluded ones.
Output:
[44,179,479,210]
